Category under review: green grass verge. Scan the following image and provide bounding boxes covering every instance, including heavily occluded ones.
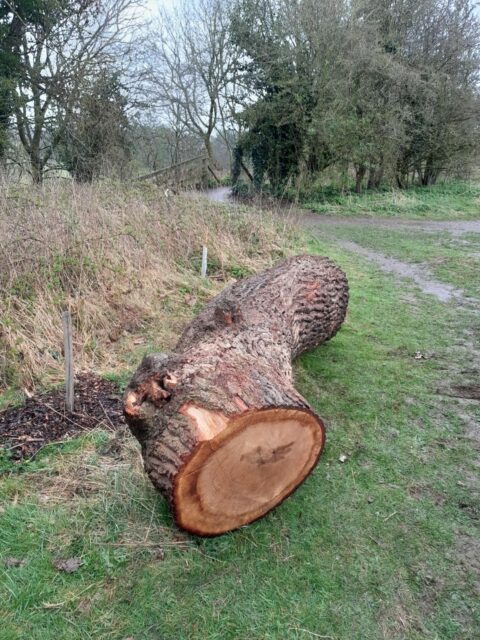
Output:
[1,233,479,639]
[304,180,480,220]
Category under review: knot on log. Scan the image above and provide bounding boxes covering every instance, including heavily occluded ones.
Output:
[124,375,172,417]
[214,301,242,326]
[124,352,180,418]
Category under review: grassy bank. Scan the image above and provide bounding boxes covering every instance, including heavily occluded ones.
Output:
[303,180,480,220]
[1,208,479,638]
[0,183,295,399]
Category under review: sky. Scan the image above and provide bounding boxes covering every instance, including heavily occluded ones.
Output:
[145,0,175,16]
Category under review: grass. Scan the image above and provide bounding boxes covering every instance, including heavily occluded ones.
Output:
[0,182,295,395]
[304,180,480,220]
[1,206,479,638]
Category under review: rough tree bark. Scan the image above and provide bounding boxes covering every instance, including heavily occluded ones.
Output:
[124,255,348,536]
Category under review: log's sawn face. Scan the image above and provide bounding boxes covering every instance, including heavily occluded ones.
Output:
[123,255,349,536]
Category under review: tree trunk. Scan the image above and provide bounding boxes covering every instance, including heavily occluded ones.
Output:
[421,157,439,186]
[124,256,348,536]
[204,133,214,167]
[367,165,384,190]
[354,164,366,193]
[31,154,43,185]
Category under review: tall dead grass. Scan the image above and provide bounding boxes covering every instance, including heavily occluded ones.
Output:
[0,182,297,391]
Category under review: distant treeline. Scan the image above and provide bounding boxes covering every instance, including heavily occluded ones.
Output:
[230,0,480,193]
[1,0,479,190]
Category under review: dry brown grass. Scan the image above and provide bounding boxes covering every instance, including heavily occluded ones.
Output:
[0,181,297,391]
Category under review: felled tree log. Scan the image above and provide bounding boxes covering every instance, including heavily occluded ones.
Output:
[124,255,348,536]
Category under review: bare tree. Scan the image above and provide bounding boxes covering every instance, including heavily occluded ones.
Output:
[5,0,143,183]
[149,0,236,163]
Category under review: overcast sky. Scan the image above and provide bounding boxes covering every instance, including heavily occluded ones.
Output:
[145,0,174,15]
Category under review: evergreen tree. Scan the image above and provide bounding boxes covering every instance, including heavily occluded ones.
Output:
[58,71,131,181]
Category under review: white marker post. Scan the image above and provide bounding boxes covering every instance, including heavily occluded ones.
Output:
[201,245,208,278]
[62,311,74,413]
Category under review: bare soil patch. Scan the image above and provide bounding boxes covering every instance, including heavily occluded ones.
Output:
[456,534,480,596]
[450,384,480,401]
[0,373,124,460]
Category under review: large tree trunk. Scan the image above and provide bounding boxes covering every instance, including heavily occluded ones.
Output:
[124,255,348,536]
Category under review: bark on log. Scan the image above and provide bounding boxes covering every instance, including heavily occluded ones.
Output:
[124,255,348,536]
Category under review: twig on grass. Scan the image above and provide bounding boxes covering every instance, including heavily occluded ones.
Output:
[384,511,398,522]
[98,399,118,432]
[40,401,85,429]
[40,583,97,610]
[24,438,73,463]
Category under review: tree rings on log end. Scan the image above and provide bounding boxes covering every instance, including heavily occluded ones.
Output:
[174,407,325,536]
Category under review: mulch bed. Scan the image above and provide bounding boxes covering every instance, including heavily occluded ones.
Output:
[0,373,125,461]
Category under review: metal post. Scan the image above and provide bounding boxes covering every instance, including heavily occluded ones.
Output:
[201,246,208,278]
[62,311,74,413]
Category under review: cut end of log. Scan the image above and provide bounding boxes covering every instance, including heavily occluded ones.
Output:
[174,407,325,536]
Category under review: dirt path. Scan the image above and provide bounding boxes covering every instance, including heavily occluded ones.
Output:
[203,186,232,202]
[337,239,465,302]
[201,187,480,305]
[281,200,480,304]
[301,213,480,305]
[300,211,480,236]
[201,187,480,236]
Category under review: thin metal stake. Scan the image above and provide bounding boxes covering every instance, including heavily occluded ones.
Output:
[201,245,208,278]
[62,311,74,413]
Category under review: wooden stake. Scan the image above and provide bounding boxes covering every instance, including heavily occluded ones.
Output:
[201,246,208,278]
[62,311,74,413]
